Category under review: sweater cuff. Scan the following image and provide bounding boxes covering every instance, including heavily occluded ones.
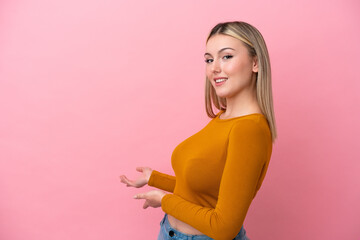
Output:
[148,170,176,193]
[148,170,157,187]
[161,194,172,212]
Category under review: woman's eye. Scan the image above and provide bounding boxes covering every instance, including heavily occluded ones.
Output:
[205,59,213,63]
[223,55,233,60]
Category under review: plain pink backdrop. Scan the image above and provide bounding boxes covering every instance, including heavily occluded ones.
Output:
[1,0,359,239]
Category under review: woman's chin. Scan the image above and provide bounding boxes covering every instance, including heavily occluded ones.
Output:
[215,91,229,99]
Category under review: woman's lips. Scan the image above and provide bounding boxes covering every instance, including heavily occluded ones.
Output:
[214,77,227,86]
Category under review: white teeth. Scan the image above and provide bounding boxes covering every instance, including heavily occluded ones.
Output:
[215,78,227,83]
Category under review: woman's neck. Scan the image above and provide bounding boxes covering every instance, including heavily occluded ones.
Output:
[222,89,262,118]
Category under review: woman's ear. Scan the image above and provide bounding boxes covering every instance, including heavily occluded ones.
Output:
[252,56,259,73]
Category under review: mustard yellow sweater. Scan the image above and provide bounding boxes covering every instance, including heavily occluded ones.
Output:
[148,110,273,240]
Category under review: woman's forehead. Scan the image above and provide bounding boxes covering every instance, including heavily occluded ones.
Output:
[206,34,244,52]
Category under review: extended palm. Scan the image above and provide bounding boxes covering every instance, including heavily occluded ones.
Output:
[119,167,153,188]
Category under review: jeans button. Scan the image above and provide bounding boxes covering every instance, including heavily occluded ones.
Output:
[169,230,175,237]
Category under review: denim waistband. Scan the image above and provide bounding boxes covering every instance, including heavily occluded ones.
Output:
[160,214,246,240]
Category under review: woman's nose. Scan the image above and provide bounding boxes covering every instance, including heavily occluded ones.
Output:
[211,60,221,73]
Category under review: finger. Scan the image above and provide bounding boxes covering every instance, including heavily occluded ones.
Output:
[133,193,145,199]
[120,176,134,186]
[119,176,129,185]
[119,175,128,184]
[136,167,144,173]
[143,201,149,209]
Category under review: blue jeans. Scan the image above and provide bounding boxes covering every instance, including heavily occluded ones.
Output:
[157,214,250,240]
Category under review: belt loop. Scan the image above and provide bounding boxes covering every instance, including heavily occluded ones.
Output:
[160,213,167,226]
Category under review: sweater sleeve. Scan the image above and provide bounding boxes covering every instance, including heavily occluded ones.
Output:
[161,120,271,240]
[148,170,176,193]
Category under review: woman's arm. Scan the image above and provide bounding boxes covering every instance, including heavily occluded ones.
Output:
[160,120,272,240]
[148,170,176,193]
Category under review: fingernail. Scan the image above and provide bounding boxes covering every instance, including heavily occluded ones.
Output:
[133,195,137,199]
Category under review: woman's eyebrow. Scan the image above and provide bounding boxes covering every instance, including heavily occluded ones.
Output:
[204,47,235,57]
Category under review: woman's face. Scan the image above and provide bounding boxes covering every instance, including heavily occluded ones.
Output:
[204,34,258,99]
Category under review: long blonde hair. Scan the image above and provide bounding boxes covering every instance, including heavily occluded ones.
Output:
[205,21,277,143]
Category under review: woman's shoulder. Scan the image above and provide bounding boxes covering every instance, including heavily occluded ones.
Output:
[229,116,271,140]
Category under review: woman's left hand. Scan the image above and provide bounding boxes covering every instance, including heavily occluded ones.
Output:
[133,190,166,209]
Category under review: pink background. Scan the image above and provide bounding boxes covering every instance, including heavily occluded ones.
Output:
[1,0,359,239]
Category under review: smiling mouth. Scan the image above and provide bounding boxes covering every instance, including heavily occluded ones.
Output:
[214,78,228,86]
[214,78,227,83]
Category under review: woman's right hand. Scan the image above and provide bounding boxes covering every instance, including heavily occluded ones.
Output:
[119,167,153,188]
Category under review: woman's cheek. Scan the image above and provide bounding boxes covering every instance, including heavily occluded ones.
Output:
[230,60,249,76]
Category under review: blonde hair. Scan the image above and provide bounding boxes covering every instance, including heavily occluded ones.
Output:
[205,21,277,143]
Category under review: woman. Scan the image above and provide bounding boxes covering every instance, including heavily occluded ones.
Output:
[120,21,277,240]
